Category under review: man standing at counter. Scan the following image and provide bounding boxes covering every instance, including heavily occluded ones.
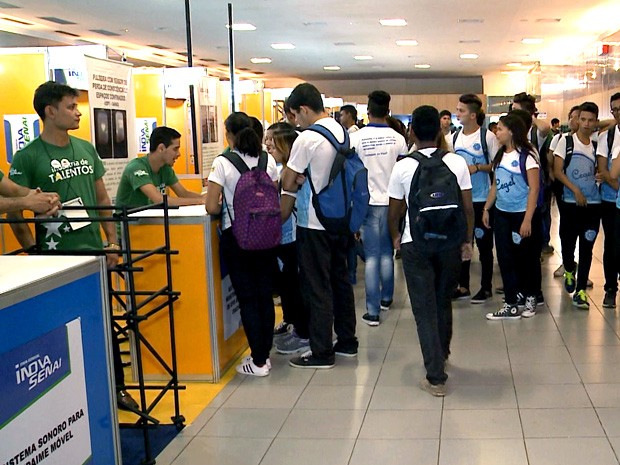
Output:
[115,126,206,208]
[7,80,137,411]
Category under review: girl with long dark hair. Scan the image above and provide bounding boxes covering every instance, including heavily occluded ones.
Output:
[483,113,541,320]
[206,112,279,376]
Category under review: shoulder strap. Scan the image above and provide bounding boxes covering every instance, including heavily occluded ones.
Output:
[409,151,426,163]
[452,127,462,148]
[257,151,268,172]
[518,150,530,186]
[531,126,538,149]
[305,124,350,152]
[608,125,616,157]
[480,127,489,163]
[221,151,250,174]
[563,134,574,173]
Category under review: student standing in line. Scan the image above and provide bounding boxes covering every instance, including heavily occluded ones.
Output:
[609,134,620,289]
[483,114,541,320]
[553,102,602,310]
[340,104,360,133]
[350,90,408,326]
[206,112,279,376]
[452,94,499,304]
[388,105,473,396]
[439,109,455,152]
[281,83,359,369]
[263,122,311,355]
[595,93,620,309]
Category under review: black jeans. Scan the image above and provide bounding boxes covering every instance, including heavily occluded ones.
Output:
[275,241,309,339]
[493,209,542,305]
[601,201,618,292]
[220,228,276,366]
[615,209,620,285]
[560,203,602,292]
[459,202,494,292]
[401,242,461,386]
[297,227,358,360]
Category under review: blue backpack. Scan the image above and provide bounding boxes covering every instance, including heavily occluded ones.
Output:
[305,124,370,234]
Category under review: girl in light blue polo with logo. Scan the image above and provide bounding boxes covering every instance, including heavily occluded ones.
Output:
[482,113,541,320]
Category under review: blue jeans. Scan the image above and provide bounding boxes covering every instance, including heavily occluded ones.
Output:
[361,205,394,316]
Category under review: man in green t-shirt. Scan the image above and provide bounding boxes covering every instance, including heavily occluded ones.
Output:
[8,81,137,411]
[0,169,60,215]
[115,126,205,208]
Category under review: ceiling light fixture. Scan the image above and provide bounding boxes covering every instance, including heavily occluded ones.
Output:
[323,65,341,71]
[271,43,295,50]
[226,23,256,31]
[396,39,418,46]
[521,38,543,44]
[506,62,523,67]
[459,53,479,59]
[379,18,407,27]
[458,19,484,23]
[354,55,373,60]
[414,64,431,69]
[250,57,272,64]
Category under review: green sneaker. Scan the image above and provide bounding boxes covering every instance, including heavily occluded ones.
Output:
[572,290,589,310]
[564,270,576,293]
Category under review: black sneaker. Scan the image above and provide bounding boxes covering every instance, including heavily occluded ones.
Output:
[289,350,335,369]
[273,321,291,337]
[495,286,504,294]
[603,290,617,309]
[117,390,139,411]
[333,342,358,358]
[362,313,380,326]
[452,288,471,300]
[516,293,525,309]
[471,289,492,304]
[486,303,521,320]
[380,299,393,311]
[537,291,545,307]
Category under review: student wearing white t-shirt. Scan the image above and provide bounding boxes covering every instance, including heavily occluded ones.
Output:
[553,102,602,310]
[453,94,499,303]
[439,110,455,152]
[595,92,620,309]
[350,90,408,326]
[482,114,541,320]
[388,105,473,397]
[609,144,620,300]
[206,112,279,377]
[280,83,358,369]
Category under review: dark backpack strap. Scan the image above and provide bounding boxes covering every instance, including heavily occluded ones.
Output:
[452,128,461,149]
[518,149,530,186]
[608,125,616,156]
[257,151,268,172]
[221,151,250,174]
[480,127,489,164]
[563,134,574,174]
[531,126,539,151]
[306,124,350,153]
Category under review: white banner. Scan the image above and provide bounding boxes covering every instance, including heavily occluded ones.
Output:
[0,319,92,464]
[84,56,136,199]
[199,76,224,176]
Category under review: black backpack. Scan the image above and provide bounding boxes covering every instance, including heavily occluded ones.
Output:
[407,149,467,252]
[531,128,553,185]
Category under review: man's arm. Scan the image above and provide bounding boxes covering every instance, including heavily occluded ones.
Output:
[533,117,551,138]
[553,155,586,205]
[611,152,620,180]
[95,178,119,267]
[597,155,619,191]
[461,189,474,243]
[388,197,406,250]
[145,182,205,206]
[0,177,60,215]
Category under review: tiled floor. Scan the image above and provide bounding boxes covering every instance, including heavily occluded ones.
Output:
[156,222,620,465]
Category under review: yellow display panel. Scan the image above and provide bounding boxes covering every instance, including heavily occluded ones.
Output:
[134,72,164,123]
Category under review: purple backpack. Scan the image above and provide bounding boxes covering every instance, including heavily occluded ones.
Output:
[222,151,281,250]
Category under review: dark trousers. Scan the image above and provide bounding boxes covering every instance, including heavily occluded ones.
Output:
[297,227,358,360]
[401,242,460,386]
[459,202,494,292]
[494,209,542,305]
[560,203,602,292]
[615,209,620,284]
[275,241,309,339]
[541,188,553,247]
[220,228,276,366]
[112,327,125,390]
[601,201,619,292]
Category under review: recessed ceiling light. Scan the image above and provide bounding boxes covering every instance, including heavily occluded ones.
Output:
[414,64,431,69]
[323,65,341,71]
[458,19,484,23]
[535,18,561,23]
[354,55,373,60]
[396,39,418,46]
[271,43,295,50]
[459,40,480,44]
[506,62,524,67]
[459,53,479,59]
[380,18,407,27]
[334,41,356,46]
[521,38,543,44]
[303,21,327,27]
[226,23,256,31]
[1,16,33,25]
[250,57,272,64]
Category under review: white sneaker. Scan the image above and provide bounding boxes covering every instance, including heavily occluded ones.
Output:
[239,356,271,374]
[521,296,537,318]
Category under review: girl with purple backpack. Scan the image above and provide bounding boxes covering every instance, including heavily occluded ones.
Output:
[206,112,279,376]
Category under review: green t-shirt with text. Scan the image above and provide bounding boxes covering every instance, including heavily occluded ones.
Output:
[115,156,179,208]
[9,136,106,252]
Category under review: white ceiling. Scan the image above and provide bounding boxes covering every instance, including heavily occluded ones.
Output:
[2,0,620,84]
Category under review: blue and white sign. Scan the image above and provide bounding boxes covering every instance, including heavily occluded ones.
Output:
[4,115,40,163]
[136,118,157,155]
